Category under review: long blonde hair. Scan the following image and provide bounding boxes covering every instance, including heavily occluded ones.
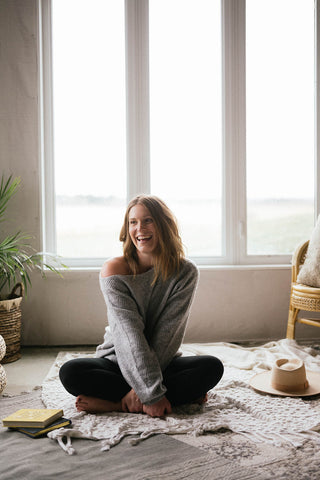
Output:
[119,195,185,282]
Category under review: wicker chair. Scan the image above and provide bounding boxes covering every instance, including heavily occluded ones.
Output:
[286,240,320,339]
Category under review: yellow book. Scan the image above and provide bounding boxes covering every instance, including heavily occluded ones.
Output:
[2,409,63,428]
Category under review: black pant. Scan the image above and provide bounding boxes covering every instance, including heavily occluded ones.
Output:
[59,355,223,406]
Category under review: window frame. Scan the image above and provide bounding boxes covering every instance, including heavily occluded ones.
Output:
[39,0,320,268]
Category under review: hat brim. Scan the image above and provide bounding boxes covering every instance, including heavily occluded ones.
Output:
[250,370,320,397]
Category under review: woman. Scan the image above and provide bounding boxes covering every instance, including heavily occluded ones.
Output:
[59,195,223,417]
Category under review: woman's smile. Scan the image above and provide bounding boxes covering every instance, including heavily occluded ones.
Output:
[136,235,153,243]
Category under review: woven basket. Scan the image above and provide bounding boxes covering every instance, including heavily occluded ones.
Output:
[0,283,24,363]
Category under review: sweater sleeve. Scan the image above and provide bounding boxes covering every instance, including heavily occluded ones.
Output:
[149,261,199,371]
[100,275,167,405]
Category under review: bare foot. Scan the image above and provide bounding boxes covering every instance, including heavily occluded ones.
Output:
[75,395,122,413]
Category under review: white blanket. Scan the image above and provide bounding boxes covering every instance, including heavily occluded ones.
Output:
[42,339,320,454]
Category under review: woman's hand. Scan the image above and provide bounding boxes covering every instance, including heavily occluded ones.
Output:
[143,396,172,418]
[121,389,143,413]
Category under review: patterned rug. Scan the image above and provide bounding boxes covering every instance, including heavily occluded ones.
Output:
[41,339,320,457]
[2,391,320,479]
[173,430,320,480]
[1,392,251,480]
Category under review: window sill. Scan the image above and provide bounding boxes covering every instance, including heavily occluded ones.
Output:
[199,264,291,271]
[44,263,291,274]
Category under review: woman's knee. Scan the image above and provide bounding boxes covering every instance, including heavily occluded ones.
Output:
[200,355,224,388]
[59,359,83,387]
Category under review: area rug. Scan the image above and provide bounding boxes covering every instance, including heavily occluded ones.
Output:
[2,392,249,480]
[172,429,320,480]
[2,391,320,479]
[41,339,320,455]
[0,393,263,480]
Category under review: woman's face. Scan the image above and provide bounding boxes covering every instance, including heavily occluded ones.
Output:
[128,203,159,257]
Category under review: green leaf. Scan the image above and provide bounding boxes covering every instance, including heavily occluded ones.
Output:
[0,175,21,222]
[0,175,68,296]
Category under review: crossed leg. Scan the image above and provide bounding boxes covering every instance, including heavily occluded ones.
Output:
[59,355,223,414]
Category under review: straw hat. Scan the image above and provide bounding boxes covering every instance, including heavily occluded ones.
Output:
[250,358,320,397]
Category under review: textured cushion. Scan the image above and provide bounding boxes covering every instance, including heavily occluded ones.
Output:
[297,216,320,287]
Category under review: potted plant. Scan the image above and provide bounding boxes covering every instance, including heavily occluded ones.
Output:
[0,175,66,363]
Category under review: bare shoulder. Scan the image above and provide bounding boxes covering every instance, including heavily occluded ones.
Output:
[101,257,131,278]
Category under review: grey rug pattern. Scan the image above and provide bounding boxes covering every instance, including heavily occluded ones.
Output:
[2,390,320,479]
[0,391,254,480]
[173,430,320,480]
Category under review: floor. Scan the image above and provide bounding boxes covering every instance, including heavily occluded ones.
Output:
[1,346,94,396]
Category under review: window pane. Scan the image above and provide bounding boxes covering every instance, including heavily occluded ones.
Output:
[246,0,315,255]
[52,0,126,258]
[149,0,222,257]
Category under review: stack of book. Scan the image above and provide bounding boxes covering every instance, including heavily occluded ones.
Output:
[2,408,71,438]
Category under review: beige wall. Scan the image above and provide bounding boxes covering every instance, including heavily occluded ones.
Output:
[1,0,319,346]
[22,266,295,346]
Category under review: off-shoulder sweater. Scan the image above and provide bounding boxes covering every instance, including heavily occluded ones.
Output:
[96,258,199,405]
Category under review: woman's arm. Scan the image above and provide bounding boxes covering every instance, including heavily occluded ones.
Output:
[149,261,199,371]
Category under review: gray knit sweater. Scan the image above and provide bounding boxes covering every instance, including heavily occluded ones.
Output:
[96,258,199,405]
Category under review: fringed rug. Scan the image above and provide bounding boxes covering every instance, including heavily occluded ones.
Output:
[41,339,320,455]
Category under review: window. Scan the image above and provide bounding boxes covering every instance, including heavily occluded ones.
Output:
[40,0,319,267]
[246,0,315,256]
[43,0,126,262]
[149,0,222,258]
[52,0,126,260]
